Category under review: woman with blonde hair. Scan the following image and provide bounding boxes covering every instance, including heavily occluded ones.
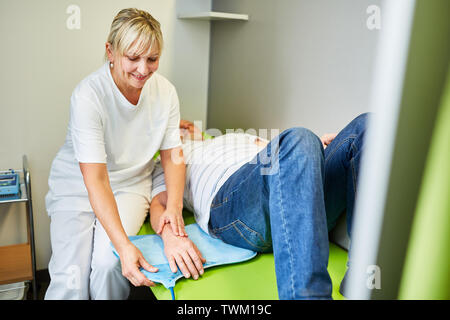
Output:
[45,8,187,299]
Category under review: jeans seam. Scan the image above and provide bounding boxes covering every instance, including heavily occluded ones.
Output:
[210,198,228,209]
[324,134,357,163]
[350,157,357,200]
[276,160,296,298]
[211,219,270,250]
[350,139,358,194]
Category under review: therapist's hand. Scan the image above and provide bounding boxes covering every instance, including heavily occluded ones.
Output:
[161,225,206,280]
[117,242,158,287]
[156,207,187,237]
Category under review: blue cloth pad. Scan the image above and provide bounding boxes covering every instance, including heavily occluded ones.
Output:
[111,223,257,289]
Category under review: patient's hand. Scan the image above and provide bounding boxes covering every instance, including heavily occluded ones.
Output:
[254,137,269,147]
[160,224,206,280]
[180,119,203,141]
[320,133,337,149]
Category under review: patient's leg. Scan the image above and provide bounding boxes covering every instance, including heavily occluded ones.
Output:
[323,113,369,296]
[209,127,332,300]
[323,113,369,237]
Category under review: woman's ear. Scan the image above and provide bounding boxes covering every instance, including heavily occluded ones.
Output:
[105,42,114,63]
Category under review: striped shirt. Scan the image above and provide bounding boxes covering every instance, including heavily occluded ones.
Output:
[151,133,268,234]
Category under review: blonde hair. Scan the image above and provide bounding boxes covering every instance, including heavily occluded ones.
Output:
[105,8,163,60]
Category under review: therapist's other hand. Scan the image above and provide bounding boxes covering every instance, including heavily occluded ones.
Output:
[156,208,187,237]
[320,133,337,149]
[161,224,206,280]
[117,242,158,287]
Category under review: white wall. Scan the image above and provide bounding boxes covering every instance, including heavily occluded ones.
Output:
[0,0,211,270]
[0,0,382,273]
[208,0,381,135]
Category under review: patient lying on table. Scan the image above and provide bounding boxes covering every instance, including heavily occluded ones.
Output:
[150,114,369,299]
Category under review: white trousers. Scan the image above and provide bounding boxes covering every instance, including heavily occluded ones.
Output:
[44,192,149,300]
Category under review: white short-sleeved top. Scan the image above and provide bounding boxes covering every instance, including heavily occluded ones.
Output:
[45,62,182,214]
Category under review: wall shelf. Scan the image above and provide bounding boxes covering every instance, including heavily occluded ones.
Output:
[178,11,249,21]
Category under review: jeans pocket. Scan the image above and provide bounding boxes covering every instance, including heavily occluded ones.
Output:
[210,196,228,209]
[210,188,236,209]
[212,219,271,252]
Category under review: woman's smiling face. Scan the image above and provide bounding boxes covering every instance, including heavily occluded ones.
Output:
[118,44,160,89]
[106,41,160,92]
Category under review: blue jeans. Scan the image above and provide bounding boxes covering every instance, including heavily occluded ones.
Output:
[208,113,369,299]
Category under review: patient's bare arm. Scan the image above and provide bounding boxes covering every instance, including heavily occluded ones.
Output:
[150,192,168,232]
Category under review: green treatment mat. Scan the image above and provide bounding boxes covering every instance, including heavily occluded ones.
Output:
[137,210,347,300]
